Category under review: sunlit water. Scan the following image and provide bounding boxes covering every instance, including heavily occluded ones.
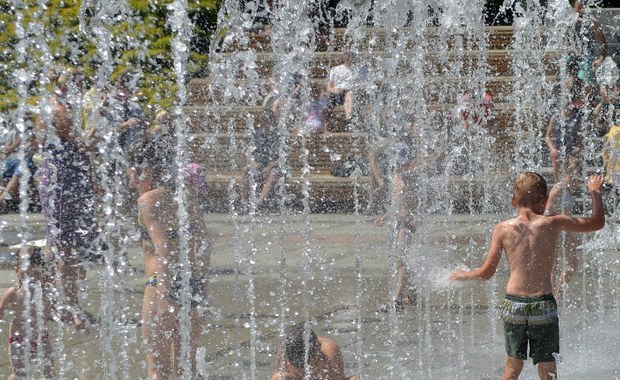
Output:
[1,0,620,379]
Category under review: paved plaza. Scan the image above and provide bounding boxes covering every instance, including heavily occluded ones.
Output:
[0,212,619,379]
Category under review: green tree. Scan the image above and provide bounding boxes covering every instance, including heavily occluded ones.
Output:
[0,0,221,115]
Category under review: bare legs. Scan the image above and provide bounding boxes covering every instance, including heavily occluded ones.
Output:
[343,90,353,121]
[376,223,416,312]
[143,286,203,379]
[55,246,88,331]
[554,233,580,304]
[366,150,386,214]
[143,285,166,379]
[258,169,277,205]
[537,361,558,380]
[502,357,556,380]
[173,310,204,379]
[240,162,278,211]
[395,227,413,304]
[9,334,54,380]
[502,356,524,380]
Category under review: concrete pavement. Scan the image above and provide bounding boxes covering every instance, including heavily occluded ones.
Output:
[0,212,619,379]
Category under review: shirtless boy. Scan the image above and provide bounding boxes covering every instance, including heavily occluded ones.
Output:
[270,325,358,380]
[450,172,605,380]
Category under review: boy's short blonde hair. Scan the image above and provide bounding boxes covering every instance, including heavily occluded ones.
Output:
[513,172,548,207]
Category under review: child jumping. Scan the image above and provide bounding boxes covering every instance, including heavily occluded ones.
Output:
[450,172,605,380]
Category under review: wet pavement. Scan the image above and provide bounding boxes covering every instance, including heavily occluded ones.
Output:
[0,212,619,379]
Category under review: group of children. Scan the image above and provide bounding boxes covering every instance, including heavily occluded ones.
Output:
[1,132,615,380]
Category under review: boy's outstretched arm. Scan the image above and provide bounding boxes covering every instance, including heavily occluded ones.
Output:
[450,224,503,281]
[555,175,605,233]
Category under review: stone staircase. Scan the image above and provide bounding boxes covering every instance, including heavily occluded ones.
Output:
[184,20,612,213]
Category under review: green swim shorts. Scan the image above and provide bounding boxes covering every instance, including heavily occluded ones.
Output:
[500,293,559,365]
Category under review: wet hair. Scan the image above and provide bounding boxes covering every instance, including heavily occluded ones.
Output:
[283,325,320,369]
[126,135,176,190]
[14,245,45,271]
[185,163,209,193]
[342,50,354,64]
[155,110,171,127]
[569,0,587,7]
[513,172,548,207]
[57,67,80,87]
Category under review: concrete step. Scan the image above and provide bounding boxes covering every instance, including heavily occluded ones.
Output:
[187,75,558,106]
[206,49,560,79]
[189,132,368,174]
[221,26,517,53]
[202,170,513,213]
[184,103,522,134]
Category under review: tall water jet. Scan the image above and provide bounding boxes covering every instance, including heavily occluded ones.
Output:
[0,0,619,379]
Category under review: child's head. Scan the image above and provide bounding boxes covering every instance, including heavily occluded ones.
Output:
[482,92,494,104]
[461,90,473,102]
[154,110,171,128]
[13,245,46,280]
[283,325,320,369]
[126,137,175,190]
[342,51,353,65]
[185,163,209,193]
[512,172,548,208]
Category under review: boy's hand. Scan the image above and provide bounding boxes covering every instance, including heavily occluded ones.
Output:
[449,270,467,281]
[587,175,604,193]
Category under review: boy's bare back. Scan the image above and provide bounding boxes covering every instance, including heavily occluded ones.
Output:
[496,211,571,296]
[450,174,605,297]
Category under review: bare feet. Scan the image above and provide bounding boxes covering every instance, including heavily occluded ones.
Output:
[373,213,387,226]
[73,315,90,335]
[377,299,404,313]
[376,293,417,313]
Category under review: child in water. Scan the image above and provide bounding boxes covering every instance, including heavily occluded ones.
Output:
[450,172,605,379]
[544,158,583,304]
[0,245,85,379]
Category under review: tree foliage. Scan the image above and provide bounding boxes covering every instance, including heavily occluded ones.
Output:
[0,0,222,115]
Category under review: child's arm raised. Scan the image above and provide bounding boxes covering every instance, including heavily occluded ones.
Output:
[545,116,559,158]
[553,175,605,233]
[450,223,504,281]
[545,183,562,215]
